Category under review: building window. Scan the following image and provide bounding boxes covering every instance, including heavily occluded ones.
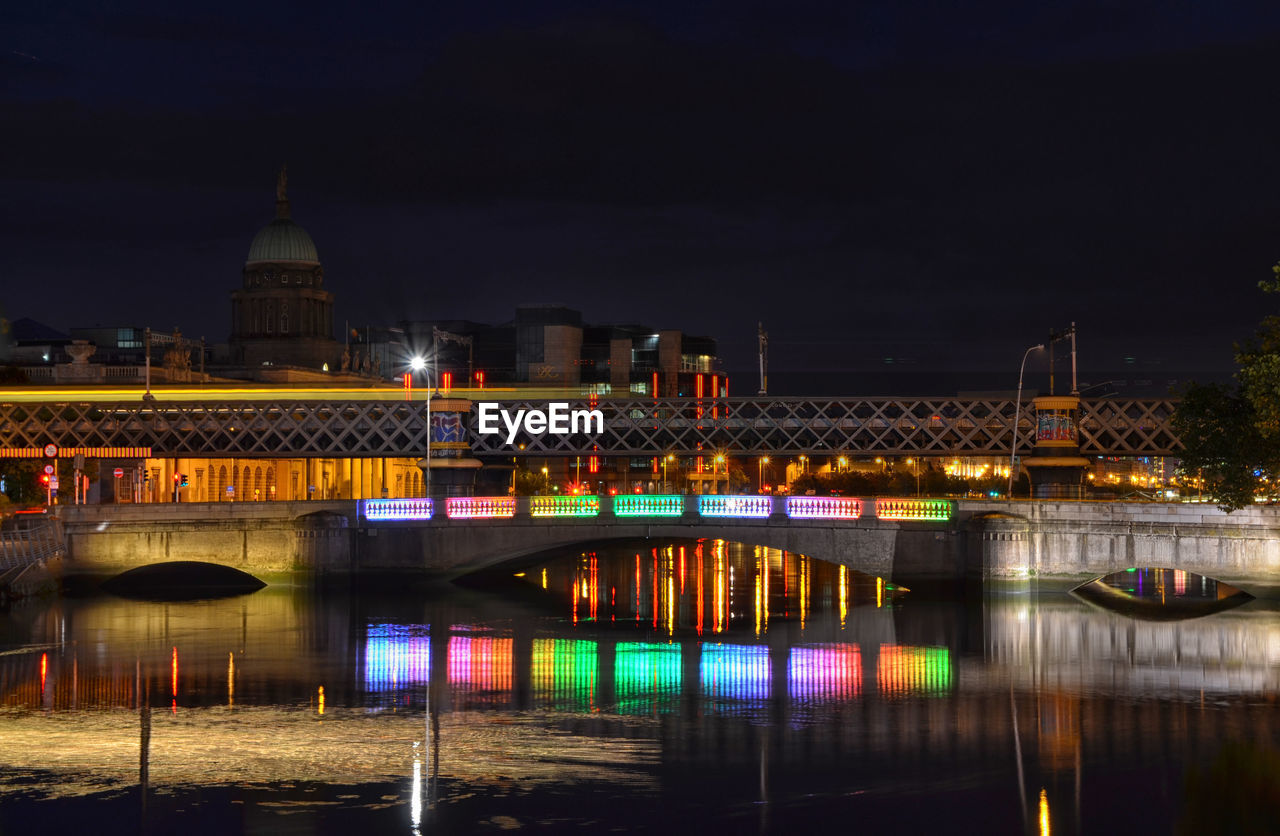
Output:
[281,302,289,335]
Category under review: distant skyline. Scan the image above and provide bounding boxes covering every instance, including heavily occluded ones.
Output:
[5,1,1280,388]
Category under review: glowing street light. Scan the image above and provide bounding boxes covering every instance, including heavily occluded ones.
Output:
[759,456,770,493]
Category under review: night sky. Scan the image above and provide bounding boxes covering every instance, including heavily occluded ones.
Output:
[5,1,1280,393]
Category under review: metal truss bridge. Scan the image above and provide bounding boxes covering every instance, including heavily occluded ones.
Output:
[0,397,1180,458]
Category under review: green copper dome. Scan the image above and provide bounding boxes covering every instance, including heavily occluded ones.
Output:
[246,218,320,264]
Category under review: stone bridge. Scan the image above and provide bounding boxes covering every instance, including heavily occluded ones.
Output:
[51,496,1280,594]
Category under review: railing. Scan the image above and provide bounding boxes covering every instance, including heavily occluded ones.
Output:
[613,495,684,517]
[446,496,516,519]
[786,496,862,520]
[530,495,600,518]
[698,495,773,519]
[874,498,954,522]
[0,518,65,579]
[361,498,433,521]
[359,494,955,523]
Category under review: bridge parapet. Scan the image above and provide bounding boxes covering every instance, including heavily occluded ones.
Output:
[356,495,951,525]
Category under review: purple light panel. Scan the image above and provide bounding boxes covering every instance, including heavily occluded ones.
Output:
[698,495,772,518]
[786,496,862,520]
[362,498,434,521]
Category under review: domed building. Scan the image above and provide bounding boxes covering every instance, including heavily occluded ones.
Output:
[229,169,341,371]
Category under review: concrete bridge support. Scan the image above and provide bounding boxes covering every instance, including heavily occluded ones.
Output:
[49,499,1280,595]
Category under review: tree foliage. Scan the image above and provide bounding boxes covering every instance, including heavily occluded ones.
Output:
[1173,263,1280,511]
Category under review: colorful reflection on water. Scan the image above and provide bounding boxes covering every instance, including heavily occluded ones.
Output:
[1,543,1279,835]
[536,540,904,636]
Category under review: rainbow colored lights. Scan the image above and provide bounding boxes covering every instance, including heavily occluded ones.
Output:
[446,496,516,519]
[698,495,772,518]
[615,642,683,714]
[877,645,952,697]
[531,495,601,517]
[532,638,598,710]
[874,498,953,521]
[701,643,771,701]
[789,644,862,702]
[614,495,685,517]
[786,496,862,520]
[448,635,513,697]
[363,624,431,693]
[362,498,433,521]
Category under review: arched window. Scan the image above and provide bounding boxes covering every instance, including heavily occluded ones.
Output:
[265,302,273,334]
[216,465,227,501]
[266,466,276,500]
[253,466,263,500]
[280,302,289,335]
[240,465,251,499]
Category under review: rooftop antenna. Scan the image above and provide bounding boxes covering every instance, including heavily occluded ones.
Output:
[757,322,768,396]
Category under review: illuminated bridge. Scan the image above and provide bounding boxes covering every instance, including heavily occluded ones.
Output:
[0,396,1180,457]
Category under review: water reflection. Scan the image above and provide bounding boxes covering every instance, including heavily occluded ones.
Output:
[0,542,1278,833]
[1072,567,1253,621]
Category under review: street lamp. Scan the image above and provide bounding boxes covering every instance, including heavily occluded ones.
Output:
[759,456,770,493]
[714,453,726,493]
[540,466,549,495]
[663,454,675,494]
[906,457,920,497]
[1010,344,1046,498]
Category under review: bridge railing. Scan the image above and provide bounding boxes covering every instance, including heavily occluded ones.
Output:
[874,498,954,521]
[359,494,954,523]
[786,496,862,519]
[613,495,684,517]
[530,496,600,518]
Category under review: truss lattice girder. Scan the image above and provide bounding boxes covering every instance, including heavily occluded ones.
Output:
[0,397,1181,458]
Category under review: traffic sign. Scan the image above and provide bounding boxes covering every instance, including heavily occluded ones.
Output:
[50,477,59,489]
[226,486,235,496]
[114,468,124,478]
[43,444,57,458]
[44,464,54,475]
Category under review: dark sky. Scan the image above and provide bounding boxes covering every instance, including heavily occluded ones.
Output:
[5,1,1280,390]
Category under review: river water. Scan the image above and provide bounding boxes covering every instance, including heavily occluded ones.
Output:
[1,540,1278,834]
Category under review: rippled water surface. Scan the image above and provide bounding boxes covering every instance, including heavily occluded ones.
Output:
[2,541,1279,834]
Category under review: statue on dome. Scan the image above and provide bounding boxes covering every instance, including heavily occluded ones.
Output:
[340,343,351,372]
[276,165,287,202]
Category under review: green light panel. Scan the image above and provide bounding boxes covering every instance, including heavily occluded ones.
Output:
[531,495,601,517]
[874,498,954,521]
[532,638,598,711]
[614,495,684,517]
[615,642,682,714]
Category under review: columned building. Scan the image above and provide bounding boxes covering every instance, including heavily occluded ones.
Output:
[229,169,340,370]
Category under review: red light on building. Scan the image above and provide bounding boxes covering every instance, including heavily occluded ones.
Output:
[441,371,453,391]
[652,371,659,398]
[475,370,485,388]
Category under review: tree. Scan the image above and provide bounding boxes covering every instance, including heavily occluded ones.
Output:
[1172,383,1275,511]
[1172,265,1280,511]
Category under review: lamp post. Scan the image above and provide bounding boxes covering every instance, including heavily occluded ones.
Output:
[1009,344,1046,498]
[759,456,770,493]
[714,453,726,494]
[663,454,675,494]
[411,356,429,498]
[906,457,920,497]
